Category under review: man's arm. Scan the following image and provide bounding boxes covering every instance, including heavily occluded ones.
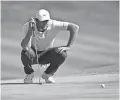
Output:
[52,20,79,47]
[57,22,79,54]
[21,19,36,58]
[21,18,35,51]
[66,23,79,47]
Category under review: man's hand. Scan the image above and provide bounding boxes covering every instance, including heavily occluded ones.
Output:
[25,48,36,58]
[57,46,70,54]
[29,18,35,31]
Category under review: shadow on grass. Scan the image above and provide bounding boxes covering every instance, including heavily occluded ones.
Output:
[1,83,42,85]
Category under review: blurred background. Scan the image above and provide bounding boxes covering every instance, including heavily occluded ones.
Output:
[1,1,119,80]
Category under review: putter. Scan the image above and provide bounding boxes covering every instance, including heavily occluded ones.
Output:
[31,21,42,84]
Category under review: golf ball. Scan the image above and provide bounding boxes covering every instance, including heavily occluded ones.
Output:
[101,84,105,88]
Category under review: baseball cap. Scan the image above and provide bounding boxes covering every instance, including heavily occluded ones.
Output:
[36,9,50,21]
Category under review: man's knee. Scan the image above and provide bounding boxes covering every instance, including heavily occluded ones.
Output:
[53,48,67,59]
[60,51,67,59]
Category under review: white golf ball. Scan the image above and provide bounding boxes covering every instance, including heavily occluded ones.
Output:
[101,84,105,88]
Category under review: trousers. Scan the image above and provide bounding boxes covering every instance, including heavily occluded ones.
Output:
[21,47,67,75]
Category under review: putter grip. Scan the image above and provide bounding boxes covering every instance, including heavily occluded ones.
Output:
[29,18,35,31]
[30,22,35,31]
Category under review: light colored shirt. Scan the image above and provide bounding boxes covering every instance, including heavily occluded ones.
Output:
[23,19,69,51]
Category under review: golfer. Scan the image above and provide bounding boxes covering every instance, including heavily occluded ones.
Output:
[21,9,79,83]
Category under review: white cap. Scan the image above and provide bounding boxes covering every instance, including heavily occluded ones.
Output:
[36,9,50,21]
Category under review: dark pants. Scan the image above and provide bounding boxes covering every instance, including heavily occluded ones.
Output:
[21,47,67,75]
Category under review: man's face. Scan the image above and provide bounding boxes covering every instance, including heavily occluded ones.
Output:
[36,18,48,32]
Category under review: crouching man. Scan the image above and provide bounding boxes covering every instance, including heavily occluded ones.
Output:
[21,9,79,83]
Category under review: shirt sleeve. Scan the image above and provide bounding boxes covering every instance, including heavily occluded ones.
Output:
[52,20,69,30]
